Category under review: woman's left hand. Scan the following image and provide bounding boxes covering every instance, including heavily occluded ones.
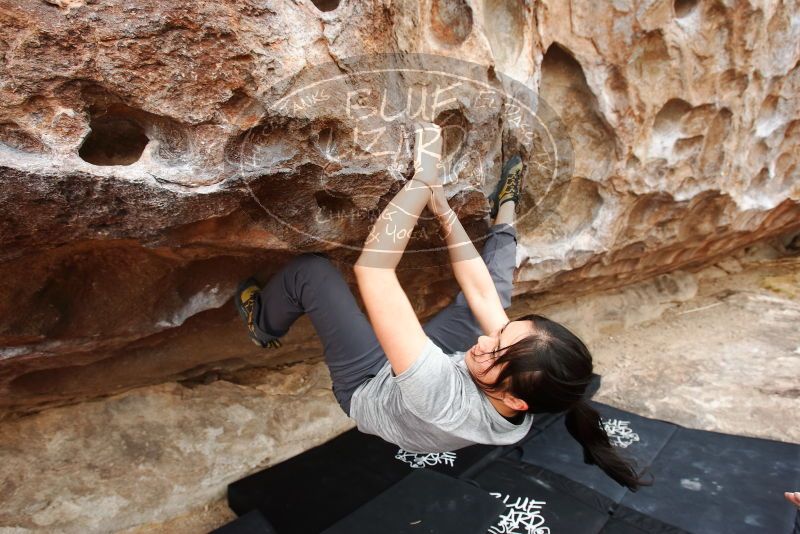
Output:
[412,122,443,188]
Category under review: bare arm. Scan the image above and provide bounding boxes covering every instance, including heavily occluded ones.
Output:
[427,187,509,335]
[353,123,442,375]
[353,179,431,376]
[354,121,442,270]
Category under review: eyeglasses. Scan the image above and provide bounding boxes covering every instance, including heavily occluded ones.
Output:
[494,320,513,356]
[490,337,502,358]
[477,321,511,361]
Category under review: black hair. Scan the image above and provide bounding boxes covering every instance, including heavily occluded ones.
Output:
[467,313,653,491]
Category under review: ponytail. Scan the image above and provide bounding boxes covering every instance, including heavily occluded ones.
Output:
[470,313,654,490]
[564,401,653,491]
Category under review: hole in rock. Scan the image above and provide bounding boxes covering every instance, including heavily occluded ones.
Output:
[79,114,149,166]
[430,0,473,46]
[314,189,356,215]
[316,126,337,158]
[653,99,692,133]
[648,99,694,161]
[674,0,700,18]
[434,108,468,164]
[541,43,593,104]
[621,192,679,243]
[75,85,189,166]
[719,69,748,95]
[751,167,770,189]
[755,95,782,137]
[540,43,615,181]
[746,140,768,168]
[545,177,603,238]
[679,191,732,241]
[483,0,524,68]
[674,135,704,159]
[310,0,340,12]
[679,104,717,136]
[774,153,795,190]
[226,118,297,171]
[627,31,671,85]
[699,108,732,175]
[787,235,800,254]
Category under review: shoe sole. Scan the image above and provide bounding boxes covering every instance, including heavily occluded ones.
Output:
[235,278,259,323]
[235,277,276,348]
[489,155,523,218]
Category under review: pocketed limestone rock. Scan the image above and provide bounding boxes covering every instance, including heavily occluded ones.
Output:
[0,0,798,421]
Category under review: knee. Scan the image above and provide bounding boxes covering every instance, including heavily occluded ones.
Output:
[288,252,336,277]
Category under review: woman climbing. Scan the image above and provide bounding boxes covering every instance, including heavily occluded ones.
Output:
[235,122,650,491]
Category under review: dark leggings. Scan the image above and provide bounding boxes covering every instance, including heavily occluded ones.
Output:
[255,223,518,416]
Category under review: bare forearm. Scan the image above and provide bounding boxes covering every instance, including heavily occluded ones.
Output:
[355,179,431,270]
[432,193,502,308]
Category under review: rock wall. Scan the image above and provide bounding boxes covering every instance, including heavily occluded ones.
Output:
[0,0,798,417]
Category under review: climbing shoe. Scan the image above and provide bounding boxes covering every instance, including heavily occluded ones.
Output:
[235,277,282,349]
[488,155,524,219]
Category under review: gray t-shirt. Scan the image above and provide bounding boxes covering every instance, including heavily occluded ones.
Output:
[349,336,534,453]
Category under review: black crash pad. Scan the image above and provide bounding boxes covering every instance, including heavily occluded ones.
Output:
[227,428,496,534]
[322,468,506,534]
[221,399,799,534]
[209,509,276,534]
[511,402,800,533]
[615,426,800,534]
[465,457,692,533]
[466,458,614,533]
[514,401,677,511]
[597,517,683,533]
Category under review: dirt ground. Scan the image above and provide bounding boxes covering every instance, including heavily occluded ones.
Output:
[588,256,800,444]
